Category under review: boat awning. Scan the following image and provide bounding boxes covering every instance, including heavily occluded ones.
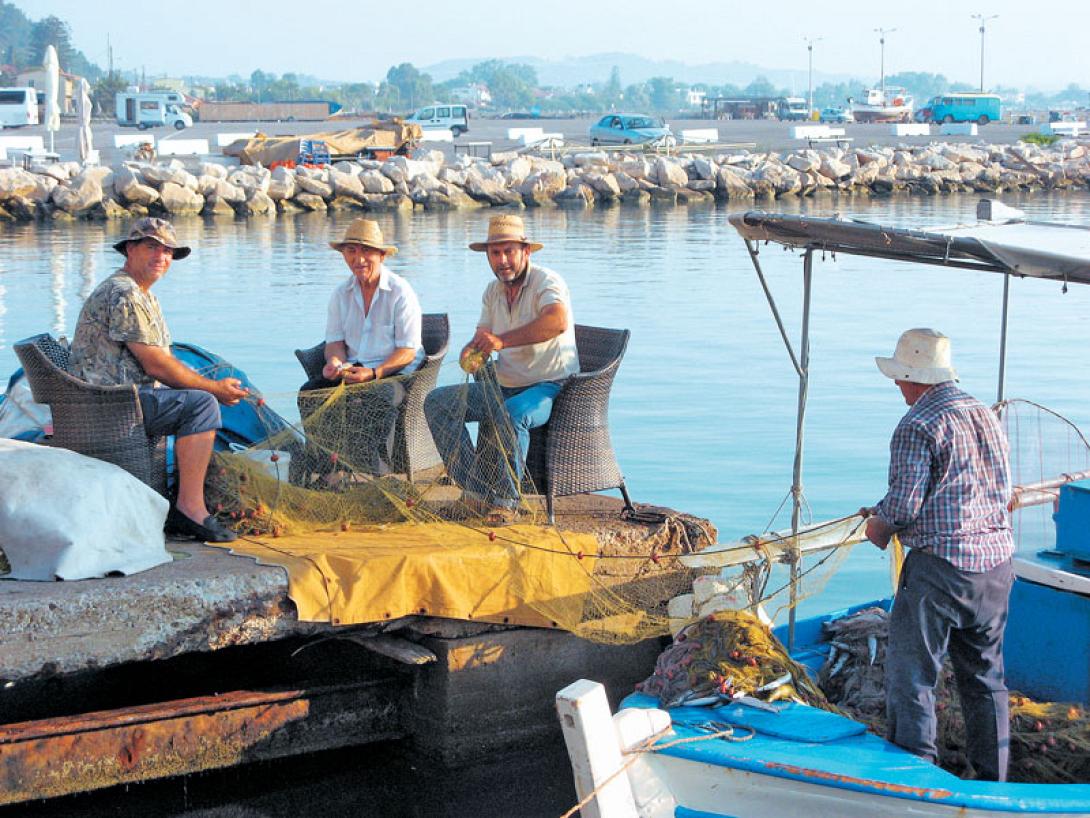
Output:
[728,210,1090,286]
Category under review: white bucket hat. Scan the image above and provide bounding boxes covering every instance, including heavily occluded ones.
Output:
[876,328,959,384]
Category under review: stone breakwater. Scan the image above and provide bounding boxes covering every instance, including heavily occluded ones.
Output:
[1,141,1089,223]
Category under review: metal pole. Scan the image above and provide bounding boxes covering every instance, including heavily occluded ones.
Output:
[997,270,1010,403]
[874,28,896,94]
[972,14,998,94]
[787,250,814,649]
[808,43,813,116]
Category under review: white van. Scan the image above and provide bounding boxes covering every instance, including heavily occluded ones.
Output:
[405,103,469,136]
[115,92,193,130]
[0,87,39,127]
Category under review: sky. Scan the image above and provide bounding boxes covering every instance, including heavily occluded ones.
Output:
[21,0,1090,91]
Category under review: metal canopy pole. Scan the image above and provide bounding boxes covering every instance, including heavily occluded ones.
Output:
[997,271,1011,404]
[787,250,814,649]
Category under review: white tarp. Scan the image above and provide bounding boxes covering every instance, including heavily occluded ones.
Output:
[935,221,1090,285]
[42,45,61,153]
[0,439,171,581]
[76,76,93,163]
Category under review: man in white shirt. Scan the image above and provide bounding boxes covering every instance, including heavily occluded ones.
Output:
[299,219,423,476]
[425,215,578,523]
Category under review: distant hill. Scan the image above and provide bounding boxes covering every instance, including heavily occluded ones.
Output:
[423,51,862,90]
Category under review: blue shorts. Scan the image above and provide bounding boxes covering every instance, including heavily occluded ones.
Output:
[137,386,221,438]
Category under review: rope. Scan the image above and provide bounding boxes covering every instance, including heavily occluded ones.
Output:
[557,723,755,818]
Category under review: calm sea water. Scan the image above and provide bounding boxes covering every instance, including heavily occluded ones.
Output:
[3,193,1090,816]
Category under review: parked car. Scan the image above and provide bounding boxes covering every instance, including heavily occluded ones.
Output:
[588,113,672,146]
[404,103,469,136]
[819,107,854,124]
[499,111,536,120]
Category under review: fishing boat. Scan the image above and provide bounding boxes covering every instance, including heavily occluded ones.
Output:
[849,86,914,123]
[557,200,1090,817]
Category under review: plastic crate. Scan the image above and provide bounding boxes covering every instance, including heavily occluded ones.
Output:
[1054,480,1090,562]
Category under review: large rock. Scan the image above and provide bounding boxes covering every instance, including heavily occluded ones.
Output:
[267,176,295,201]
[653,157,688,188]
[555,181,595,207]
[716,166,754,199]
[464,166,521,206]
[51,172,104,215]
[201,195,237,216]
[295,175,334,199]
[228,167,270,195]
[438,167,468,187]
[158,182,204,215]
[818,155,852,182]
[361,169,395,194]
[0,168,53,201]
[238,189,275,215]
[753,161,801,196]
[572,152,609,168]
[292,193,328,211]
[690,156,716,181]
[786,151,820,173]
[583,172,621,198]
[504,157,532,187]
[686,179,716,192]
[330,167,366,200]
[199,162,228,180]
[141,162,193,189]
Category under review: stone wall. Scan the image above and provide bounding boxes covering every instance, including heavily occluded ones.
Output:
[2,140,1088,223]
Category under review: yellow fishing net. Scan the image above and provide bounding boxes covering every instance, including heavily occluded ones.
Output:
[193,361,715,642]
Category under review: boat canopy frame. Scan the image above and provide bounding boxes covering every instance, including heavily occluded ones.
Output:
[728,202,1090,647]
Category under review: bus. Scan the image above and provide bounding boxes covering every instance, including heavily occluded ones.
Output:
[0,87,39,127]
[919,93,1001,125]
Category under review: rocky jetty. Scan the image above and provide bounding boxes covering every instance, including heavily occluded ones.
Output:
[1,141,1088,223]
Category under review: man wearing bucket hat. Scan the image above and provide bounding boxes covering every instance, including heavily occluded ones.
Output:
[864,328,1014,781]
[70,217,249,543]
[424,214,578,524]
[297,218,423,475]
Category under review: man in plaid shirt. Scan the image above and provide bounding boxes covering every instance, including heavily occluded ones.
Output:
[865,328,1014,782]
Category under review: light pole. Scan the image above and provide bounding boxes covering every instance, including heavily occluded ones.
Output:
[805,36,824,117]
[971,14,998,93]
[874,27,897,93]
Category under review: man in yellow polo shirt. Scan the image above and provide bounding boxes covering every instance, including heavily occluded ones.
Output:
[425,215,577,524]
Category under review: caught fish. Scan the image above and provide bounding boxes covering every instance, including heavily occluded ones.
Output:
[868,634,878,665]
[829,652,850,677]
[756,672,793,693]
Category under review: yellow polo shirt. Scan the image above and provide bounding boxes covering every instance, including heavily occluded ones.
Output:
[478,263,578,388]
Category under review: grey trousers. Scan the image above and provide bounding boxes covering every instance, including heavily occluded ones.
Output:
[886,548,1015,781]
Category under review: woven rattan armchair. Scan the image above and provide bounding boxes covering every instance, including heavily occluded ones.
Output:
[293,313,449,483]
[13,333,168,494]
[526,324,634,523]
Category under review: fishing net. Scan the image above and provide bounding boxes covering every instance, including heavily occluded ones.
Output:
[818,607,1090,784]
[184,359,718,643]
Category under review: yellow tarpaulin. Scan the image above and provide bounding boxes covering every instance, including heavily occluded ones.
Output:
[209,522,599,629]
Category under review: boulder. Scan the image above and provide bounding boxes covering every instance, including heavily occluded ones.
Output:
[465,167,521,206]
[239,190,275,215]
[330,167,366,200]
[361,192,414,212]
[277,198,304,214]
[296,175,334,199]
[504,156,533,187]
[818,155,852,182]
[201,195,237,217]
[37,163,70,182]
[199,162,228,180]
[686,179,716,192]
[141,163,192,189]
[690,156,716,181]
[438,167,468,187]
[228,167,270,195]
[266,175,295,201]
[621,188,651,206]
[292,193,328,211]
[555,181,596,207]
[91,194,130,220]
[51,172,104,215]
[0,168,51,200]
[583,172,621,198]
[157,182,204,215]
[572,151,609,169]
[2,195,38,220]
[786,151,820,173]
[361,169,395,194]
[676,188,714,205]
[716,166,754,199]
[653,157,688,188]
[612,170,640,193]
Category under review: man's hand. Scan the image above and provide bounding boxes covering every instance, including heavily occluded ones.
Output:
[469,328,505,356]
[865,516,893,550]
[322,356,345,381]
[341,365,374,384]
[211,377,248,406]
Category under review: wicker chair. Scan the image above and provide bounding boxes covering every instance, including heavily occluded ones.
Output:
[293,313,449,483]
[525,324,634,523]
[13,333,168,494]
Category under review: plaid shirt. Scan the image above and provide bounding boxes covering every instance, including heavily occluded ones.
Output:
[875,381,1014,572]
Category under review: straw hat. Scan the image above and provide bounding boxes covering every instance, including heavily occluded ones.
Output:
[330,218,398,256]
[876,328,959,384]
[468,214,543,252]
[113,217,191,259]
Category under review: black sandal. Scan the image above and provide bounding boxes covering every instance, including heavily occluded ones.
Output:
[167,508,238,543]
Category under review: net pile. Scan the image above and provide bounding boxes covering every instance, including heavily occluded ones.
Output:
[818,607,1090,784]
[190,360,716,643]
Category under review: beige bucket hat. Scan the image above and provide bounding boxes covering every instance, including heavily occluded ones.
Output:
[113,217,191,259]
[468,214,543,252]
[876,328,959,384]
[330,218,398,256]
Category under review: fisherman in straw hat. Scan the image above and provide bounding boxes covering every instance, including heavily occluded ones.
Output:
[863,328,1015,781]
[69,217,249,543]
[424,214,578,524]
[297,218,424,474]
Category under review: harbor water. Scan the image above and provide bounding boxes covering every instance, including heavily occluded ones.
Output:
[2,192,1090,815]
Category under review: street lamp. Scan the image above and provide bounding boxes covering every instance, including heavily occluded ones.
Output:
[971,13,999,93]
[874,27,897,93]
[805,36,824,117]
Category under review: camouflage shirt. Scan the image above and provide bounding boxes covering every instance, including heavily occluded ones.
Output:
[69,270,172,386]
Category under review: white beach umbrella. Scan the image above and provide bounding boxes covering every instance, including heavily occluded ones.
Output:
[43,45,61,153]
[76,77,93,163]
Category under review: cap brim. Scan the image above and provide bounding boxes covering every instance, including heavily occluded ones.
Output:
[875,356,958,384]
[468,240,544,252]
[330,240,397,256]
[113,239,191,259]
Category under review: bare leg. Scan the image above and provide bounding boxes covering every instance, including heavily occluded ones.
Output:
[173,430,215,522]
